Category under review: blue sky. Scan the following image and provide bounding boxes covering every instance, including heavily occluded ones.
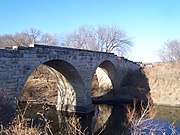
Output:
[0,0,180,62]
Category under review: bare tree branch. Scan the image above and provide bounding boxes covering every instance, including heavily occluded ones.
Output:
[60,25,133,57]
[0,28,59,47]
[158,39,180,63]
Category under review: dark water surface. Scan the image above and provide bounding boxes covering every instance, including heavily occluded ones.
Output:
[22,103,180,135]
[153,106,180,134]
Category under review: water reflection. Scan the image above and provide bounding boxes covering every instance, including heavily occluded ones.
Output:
[21,103,180,135]
[153,106,180,134]
[93,104,127,135]
[92,105,113,133]
[57,105,126,134]
[154,105,180,125]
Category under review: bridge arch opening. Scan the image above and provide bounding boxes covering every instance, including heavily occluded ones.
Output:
[91,60,118,97]
[20,60,86,112]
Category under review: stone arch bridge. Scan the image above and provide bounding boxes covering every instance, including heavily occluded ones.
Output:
[0,44,139,114]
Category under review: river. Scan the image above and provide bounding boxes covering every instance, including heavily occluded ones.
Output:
[22,103,180,135]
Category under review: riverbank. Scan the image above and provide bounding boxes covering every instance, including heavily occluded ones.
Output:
[143,63,180,107]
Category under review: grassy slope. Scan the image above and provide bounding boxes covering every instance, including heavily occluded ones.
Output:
[143,63,180,107]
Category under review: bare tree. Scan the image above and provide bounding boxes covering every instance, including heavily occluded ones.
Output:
[61,26,97,50]
[22,28,42,44]
[41,33,59,45]
[60,25,132,56]
[0,35,14,47]
[0,28,59,47]
[158,39,180,63]
[96,25,132,55]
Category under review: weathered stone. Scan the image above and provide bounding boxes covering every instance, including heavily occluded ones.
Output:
[0,44,140,122]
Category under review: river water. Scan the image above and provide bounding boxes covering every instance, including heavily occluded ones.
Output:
[22,103,180,135]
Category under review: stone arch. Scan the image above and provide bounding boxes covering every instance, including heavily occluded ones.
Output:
[91,60,118,97]
[19,59,87,112]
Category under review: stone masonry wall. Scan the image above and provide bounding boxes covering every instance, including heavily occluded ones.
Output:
[0,44,140,115]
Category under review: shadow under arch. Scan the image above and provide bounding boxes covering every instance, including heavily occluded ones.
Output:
[91,60,118,98]
[20,59,87,113]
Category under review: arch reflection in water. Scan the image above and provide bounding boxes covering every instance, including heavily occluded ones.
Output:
[19,103,127,134]
[93,104,127,135]
[19,102,180,134]
[56,104,127,135]
[92,104,113,132]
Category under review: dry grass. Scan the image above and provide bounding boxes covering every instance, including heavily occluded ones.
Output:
[58,113,86,135]
[0,111,86,135]
[0,111,52,135]
[143,63,180,107]
[125,95,180,135]
[0,101,86,135]
[65,116,86,135]
[0,116,42,135]
[125,95,159,134]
